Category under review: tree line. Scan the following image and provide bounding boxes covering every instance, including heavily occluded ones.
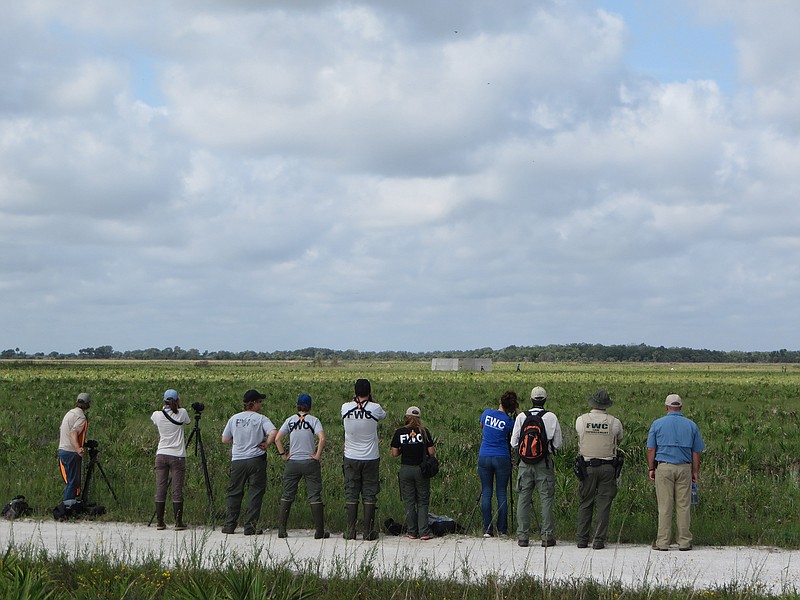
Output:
[1,343,798,363]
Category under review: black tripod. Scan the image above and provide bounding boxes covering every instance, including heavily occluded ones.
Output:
[186,408,214,511]
[82,444,119,506]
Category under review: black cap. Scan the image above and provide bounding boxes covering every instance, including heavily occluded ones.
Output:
[354,378,371,397]
[243,389,266,403]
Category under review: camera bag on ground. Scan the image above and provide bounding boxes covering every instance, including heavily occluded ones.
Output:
[2,495,33,519]
[428,513,465,536]
[517,409,550,464]
[383,518,406,536]
[53,500,106,521]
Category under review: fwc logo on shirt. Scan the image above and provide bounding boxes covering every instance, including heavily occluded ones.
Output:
[483,415,507,430]
[399,431,424,444]
[584,422,609,433]
[289,420,313,432]
[235,417,258,427]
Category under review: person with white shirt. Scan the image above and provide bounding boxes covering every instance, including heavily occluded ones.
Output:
[150,389,191,530]
[511,386,563,547]
[221,389,277,536]
[341,378,386,541]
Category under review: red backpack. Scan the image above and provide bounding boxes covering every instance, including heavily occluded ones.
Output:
[517,409,550,464]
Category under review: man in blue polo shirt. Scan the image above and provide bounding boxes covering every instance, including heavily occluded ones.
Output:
[646,394,705,551]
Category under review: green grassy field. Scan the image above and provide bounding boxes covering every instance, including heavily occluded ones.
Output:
[1,360,799,548]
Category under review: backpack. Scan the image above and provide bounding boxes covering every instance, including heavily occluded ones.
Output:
[517,409,550,464]
[2,495,33,519]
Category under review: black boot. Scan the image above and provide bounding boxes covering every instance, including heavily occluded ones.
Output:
[363,503,379,541]
[278,500,292,538]
[155,502,166,530]
[343,503,358,540]
[173,502,187,531]
[310,502,330,539]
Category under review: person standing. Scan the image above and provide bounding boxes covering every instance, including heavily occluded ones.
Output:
[341,378,386,541]
[478,390,519,537]
[390,406,436,540]
[274,393,329,539]
[575,389,624,550]
[221,389,277,535]
[58,392,91,507]
[151,389,191,531]
[647,394,705,551]
[511,386,563,547]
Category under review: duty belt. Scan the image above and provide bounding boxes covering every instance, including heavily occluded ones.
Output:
[586,458,615,467]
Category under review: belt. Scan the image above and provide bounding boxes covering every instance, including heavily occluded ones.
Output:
[585,458,615,467]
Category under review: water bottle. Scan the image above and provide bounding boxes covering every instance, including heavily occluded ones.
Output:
[691,482,699,506]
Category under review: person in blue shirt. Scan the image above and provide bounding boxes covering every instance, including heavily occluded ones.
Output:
[646,394,705,551]
[478,390,519,537]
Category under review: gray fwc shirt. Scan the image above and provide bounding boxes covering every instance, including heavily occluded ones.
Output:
[279,413,323,461]
[222,411,276,461]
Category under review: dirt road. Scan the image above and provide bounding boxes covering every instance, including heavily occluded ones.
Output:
[2,519,797,594]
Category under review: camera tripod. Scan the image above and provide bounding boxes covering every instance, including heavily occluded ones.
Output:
[186,408,214,509]
[82,445,119,506]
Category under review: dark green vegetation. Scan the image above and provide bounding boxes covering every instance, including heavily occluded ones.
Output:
[4,342,800,362]
[0,546,787,600]
[1,360,799,548]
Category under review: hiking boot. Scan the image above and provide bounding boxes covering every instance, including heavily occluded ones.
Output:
[244,528,264,536]
[577,542,588,548]
[541,538,556,547]
[517,539,529,547]
[592,541,605,550]
[221,526,236,534]
[679,545,693,551]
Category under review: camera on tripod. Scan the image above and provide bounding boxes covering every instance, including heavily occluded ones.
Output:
[191,402,205,412]
[84,439,100,450]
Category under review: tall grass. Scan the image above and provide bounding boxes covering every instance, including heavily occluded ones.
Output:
[1,360,799,547]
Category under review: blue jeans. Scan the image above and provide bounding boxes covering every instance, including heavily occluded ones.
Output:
[58,450,82,504]
[478,455,512,535]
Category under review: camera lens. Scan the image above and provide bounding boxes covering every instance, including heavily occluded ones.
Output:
[192,402,205,412]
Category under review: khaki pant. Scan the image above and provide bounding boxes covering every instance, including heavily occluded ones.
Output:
[654,462,692,548]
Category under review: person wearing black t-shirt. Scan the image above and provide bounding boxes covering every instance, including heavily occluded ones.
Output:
[390,406,436,540]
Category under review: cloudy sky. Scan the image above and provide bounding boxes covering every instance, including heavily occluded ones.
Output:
[2,0,799,354]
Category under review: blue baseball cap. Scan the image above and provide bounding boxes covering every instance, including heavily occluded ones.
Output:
[163,389,179,402]
[297,394,312,409]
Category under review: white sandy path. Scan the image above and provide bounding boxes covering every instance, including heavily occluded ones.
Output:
[1,520,797,595]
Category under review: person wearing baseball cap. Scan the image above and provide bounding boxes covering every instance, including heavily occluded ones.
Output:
[646,394,705,551]
[220,389,277,535]
[151,389,191,530]
[390,406,436,540]
[274,393,330,539]
[510,386,563,547]
[57,392,92,507]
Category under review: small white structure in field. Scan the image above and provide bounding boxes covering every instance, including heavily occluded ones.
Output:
[431,358,492,372]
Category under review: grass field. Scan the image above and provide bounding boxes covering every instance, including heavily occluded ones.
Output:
[2,359,798,548]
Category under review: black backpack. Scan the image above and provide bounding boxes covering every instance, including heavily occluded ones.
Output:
[2,495,33,519]
[517,409,550,464]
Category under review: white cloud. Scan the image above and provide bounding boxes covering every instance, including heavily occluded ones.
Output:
[2,0,800,353]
